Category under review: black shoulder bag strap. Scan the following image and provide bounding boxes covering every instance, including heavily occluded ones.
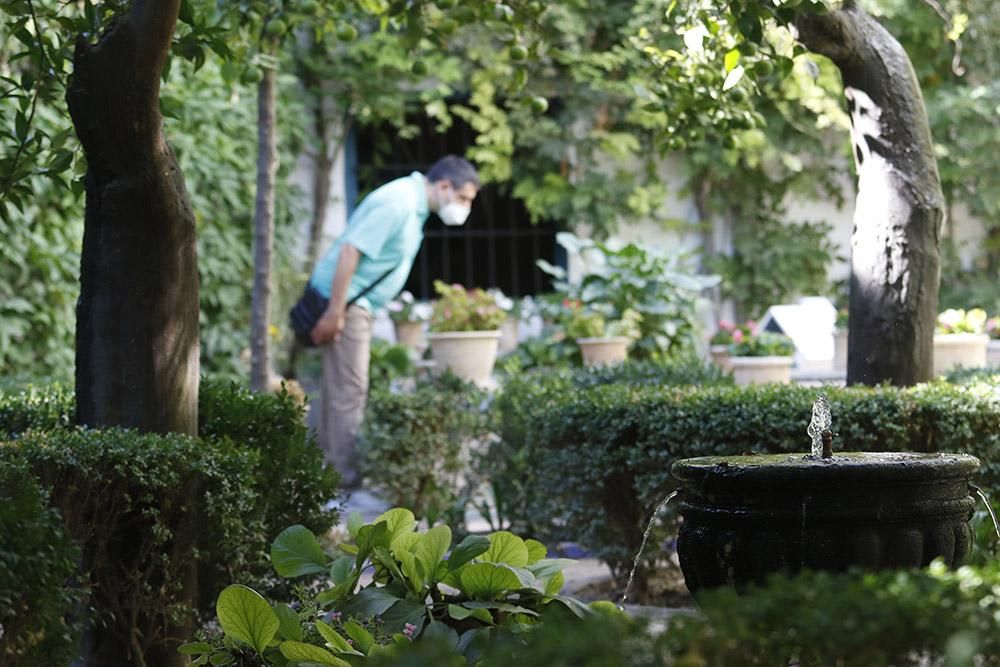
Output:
[346,266,397,307]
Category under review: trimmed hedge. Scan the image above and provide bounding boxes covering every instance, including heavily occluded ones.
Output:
[0,380,340,664]
[0,457,83,666]
[363,562,1000,665]
[494,374,1000,586]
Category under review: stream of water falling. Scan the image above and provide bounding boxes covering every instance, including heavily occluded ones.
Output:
[618,490,679,610]
[972,484,1000,548]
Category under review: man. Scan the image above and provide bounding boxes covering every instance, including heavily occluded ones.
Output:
[309,155,480,486]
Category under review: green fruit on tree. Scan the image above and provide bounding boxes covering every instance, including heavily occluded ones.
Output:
[668,136,687,151]
[411,60,429,76]
[728,87,748,103]
[739,42,759,57]
[509,44,528,62]
[265,18,287,38]
[530,96,549,113]
[439,18,458,35]
[336,23,359,41]
[754,60,774,76]
[493,3,513,21]
[241,67,263,85]
[723,135,737,149]
[299,0,319,15]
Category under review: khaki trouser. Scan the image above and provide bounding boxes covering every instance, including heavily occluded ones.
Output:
[318,305,372,484]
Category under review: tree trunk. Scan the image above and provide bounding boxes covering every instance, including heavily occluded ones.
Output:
[67,0,199,434]
[66,4,198,664]
[797,2,945,386]
[250,55,278,392]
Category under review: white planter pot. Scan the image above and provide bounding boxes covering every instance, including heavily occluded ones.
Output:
[729,356,794,385]
[709,344,731,372]
[427,330,502,387]
[393,320,425,351]
[989,340,1000,368]
[933,333,989,376]
[577,337,630,368]
[832,329,848,372]
[498,317,520,355]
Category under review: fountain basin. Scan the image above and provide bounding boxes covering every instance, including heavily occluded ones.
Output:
[671,452,979,594]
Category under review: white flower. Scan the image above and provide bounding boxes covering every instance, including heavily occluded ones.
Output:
[937,309,964,330]
[399,291,415,304]
[413,303,434,322]
[387,300,404,313]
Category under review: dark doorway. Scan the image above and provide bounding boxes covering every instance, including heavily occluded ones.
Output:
[354,112,559,299]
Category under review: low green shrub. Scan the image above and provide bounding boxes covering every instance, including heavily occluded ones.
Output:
[360,374,491,527]
[0,380,341,663]
[488,359,730,535]
[1,429,259,662]
[493,379,1000,592]
[0,457,83,666]
[183,509,587,665]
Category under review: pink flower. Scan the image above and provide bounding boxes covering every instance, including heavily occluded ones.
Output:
[403,622,417,641]
[732,329,744,344]
[718,320,734,331]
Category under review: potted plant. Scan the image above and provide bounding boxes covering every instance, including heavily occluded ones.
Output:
[832,308,849,372]
[427,281,507,386]
[727,328,795,385]
[708,321,751,372]
[386,291,431,352]
[989,317,1000,367]
[565,305,642,368]
[933,308,989,376]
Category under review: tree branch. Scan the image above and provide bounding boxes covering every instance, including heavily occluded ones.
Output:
[794,6,860,66]
[129,0,180,77]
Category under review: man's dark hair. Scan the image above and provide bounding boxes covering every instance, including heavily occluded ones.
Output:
[426,155,480,190]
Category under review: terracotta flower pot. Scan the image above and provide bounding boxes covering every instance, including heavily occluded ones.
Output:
[577,337,630,368]
[728,355,793,385]
[393,320,425,351]
[933,333,989,376]
[427,330,502,387]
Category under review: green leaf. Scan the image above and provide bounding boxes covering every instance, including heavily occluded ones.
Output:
[724,48,741,73]
[343,619,376,654]
[545,570,565,595]
[422,620,460,648]
[271,525,328,578]
[458,562,523,599]
[374,507,417,542]
[273,603,302,642]
[379,598,428,634]
[216,585,279,655]
[339,586,400,619]
[448,604,494,624]
[524,539,547,564]
[354,520,392,568]
[178,642,213,655]
[279,641,351,666]
[481,531,529,567]
[550,594,593,619]
[462,600,539,616]
[415,524,452,583]
[315,619,363,656]
[347,511,364,538]
[527,558,575,580]
[330,555,354,585]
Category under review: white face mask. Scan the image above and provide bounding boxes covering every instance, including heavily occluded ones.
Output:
[439,201,471,226]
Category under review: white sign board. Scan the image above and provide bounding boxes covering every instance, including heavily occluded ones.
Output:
[758,297,837,372]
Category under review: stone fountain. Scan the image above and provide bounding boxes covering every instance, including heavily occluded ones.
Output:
[670,395,980,593]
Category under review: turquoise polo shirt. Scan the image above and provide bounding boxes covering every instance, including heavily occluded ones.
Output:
[310,172,429,312]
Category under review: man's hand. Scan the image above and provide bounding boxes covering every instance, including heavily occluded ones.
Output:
[311,306,345,345]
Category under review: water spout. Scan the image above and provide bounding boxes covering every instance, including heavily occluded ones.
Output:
[618,490,679,610]
[807,394,833,459]
[972,484,1000,550]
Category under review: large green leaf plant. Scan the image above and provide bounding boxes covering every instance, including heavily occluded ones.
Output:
[184,508,588,664]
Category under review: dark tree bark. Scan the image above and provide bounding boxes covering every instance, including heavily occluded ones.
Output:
[797,1,945,386]
[66,3,198,664]
[250,55,278,392]
[67,0,199,434]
